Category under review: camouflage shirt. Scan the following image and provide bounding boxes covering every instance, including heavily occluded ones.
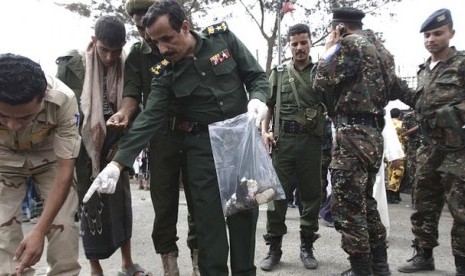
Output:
[313,29,394,117]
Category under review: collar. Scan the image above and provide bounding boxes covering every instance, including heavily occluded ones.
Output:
[420,46,457,70]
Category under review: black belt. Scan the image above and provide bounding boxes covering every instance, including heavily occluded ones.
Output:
[282,121,308,134]
[176,119,209,134]
[335,114,384,129]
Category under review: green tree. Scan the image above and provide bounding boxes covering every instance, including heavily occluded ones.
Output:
[58,0,402,73]
[225,0,402,73]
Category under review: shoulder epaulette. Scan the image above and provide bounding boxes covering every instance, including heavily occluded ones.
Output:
[203,22,229,36]
[150,58,170,77]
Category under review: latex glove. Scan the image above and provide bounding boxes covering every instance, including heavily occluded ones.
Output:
[83,162,121,203]
[247,99,268,127]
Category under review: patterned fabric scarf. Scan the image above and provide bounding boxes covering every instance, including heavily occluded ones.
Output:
[80,41,124,178]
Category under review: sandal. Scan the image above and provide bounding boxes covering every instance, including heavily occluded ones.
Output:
[118,263,152,276]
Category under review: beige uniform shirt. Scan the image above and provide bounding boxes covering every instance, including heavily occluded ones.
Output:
[0,75,81,168]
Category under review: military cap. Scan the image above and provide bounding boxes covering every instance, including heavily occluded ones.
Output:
[125,0,156,16]
[332,7,365,24]
[420,8,452,33]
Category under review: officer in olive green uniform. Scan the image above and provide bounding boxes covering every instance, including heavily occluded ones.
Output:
[392,9,465,275]
[84,1,270,275]
[260,23,324,272]
[0,54,81,275]
[109,1,198,274]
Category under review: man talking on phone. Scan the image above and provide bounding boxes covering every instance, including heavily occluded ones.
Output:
[314,7,397,276]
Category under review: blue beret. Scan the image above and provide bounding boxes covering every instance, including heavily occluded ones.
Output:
[420,9,453,33]
[332,7,365,24]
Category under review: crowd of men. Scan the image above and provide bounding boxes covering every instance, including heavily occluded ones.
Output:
[0,0,464,276]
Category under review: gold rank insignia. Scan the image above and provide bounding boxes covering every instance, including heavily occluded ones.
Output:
[210,49,231,66]
[205,22,229,36]
[150,58,170,76]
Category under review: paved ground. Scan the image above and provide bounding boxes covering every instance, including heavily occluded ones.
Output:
[27,183,455,275]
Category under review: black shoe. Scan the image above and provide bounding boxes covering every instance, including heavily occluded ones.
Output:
[371,242,391,276]
[300,231,319,269]
[455,255,465,276]
[398,241,434,273]
[386,190,400,204]
[331,255,373,276]
[260,235,283,271]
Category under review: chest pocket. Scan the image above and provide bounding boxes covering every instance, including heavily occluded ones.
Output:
[434,77,462,106]
[0,128,14,148]
[31,124,55,145]
[210,55,239,92]
[172,66,200,98]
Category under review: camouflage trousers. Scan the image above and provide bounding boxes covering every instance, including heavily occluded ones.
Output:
[0,160,80,275]
[386,159,405,192]
[330,125,387,255]
[411,144,465,256]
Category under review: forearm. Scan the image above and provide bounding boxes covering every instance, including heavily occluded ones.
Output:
[33,158,75,236]
[119,97,140,119]
[261,107,273,134]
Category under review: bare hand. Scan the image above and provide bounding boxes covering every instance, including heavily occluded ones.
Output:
[106,112,129,128]
[325,28,340,50]
[261,131,276,153]
[14,230,45,275]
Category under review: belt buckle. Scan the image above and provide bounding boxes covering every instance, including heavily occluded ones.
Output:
[177,120,194,132]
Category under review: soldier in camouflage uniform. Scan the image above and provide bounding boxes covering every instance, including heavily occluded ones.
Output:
[107,1,199,274]
[314,7,395,276]
[260,23,325,271]
[392,9,465,275]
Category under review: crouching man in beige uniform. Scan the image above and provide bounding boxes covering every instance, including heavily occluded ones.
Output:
[0,54,81,275]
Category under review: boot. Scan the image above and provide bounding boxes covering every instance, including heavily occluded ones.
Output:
[161,251,180,276]
[332,255,373,276]
[260,234,283,271]
[455,255,465,276]
[300,231,319,269]
[371,242,391,276]
[395,191,402,202]
[386,190,399,204]
[191,249,200,276]
[397,240,434,273]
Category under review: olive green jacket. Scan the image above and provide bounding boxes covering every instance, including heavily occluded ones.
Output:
[114,25,269,167]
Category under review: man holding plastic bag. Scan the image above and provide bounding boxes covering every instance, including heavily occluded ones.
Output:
[82,1,270,275]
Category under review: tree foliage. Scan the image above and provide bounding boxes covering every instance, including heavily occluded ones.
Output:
[57,0,402,73]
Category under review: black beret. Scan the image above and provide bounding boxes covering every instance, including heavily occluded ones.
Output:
[125,0,156,16]
[332,7,365,24]
[420,8,453,33]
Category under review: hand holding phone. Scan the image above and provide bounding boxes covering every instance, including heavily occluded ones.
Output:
[336,23,346,36]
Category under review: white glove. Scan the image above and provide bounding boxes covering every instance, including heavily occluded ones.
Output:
[247,99,268,127]
[83,162,121,203]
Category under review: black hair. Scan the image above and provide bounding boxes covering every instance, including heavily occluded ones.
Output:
[331,21,363,31]
[288,23,311,41]
[95,15,126,48]
[390,108,401,119]
[142,0,187,32]
[0,53,47,105]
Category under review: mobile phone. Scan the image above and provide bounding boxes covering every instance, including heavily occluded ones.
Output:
[336,23,346,36]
